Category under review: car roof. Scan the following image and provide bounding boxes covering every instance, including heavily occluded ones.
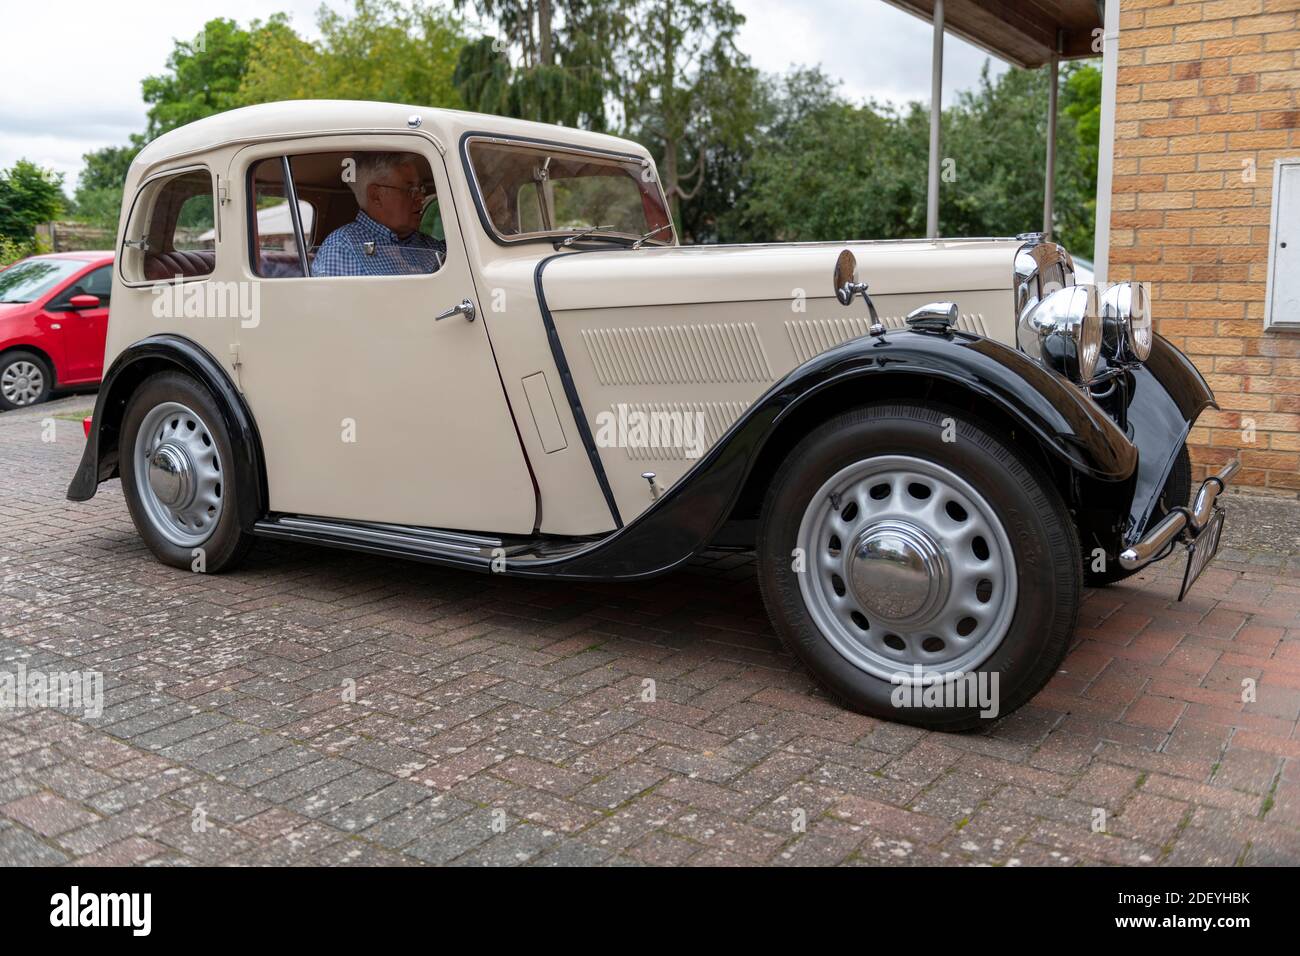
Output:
[131,100,652,174]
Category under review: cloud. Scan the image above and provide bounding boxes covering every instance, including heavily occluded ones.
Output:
[732,0,1009,107]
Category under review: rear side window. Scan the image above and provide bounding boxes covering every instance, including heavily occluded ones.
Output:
[121,169,216,283]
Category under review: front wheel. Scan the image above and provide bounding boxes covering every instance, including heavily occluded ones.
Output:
[756,404,1081,731]
[120,371,254,572]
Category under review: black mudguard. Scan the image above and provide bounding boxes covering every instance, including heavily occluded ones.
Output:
[1120,333,1216,543]
[66,334,267,532]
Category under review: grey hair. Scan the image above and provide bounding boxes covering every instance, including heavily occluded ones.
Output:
[348,152,422,206]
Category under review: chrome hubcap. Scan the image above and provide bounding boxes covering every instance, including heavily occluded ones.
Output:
[147,444,193,508]
[1,360,45,406]
[797,455,1017,681]
[133,401,223,548]
[849,520,949,627]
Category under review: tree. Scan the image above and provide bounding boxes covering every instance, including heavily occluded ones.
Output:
[722,59,1101,254]
[141,18,268,139]
[71,143,143,230]
[618,0,758,234]
[730,77,922,243]
[452,1,625,129]
[0,160,66,241]
[238,1,465,108]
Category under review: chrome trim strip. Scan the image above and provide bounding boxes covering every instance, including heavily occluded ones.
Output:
[1118,460,1238,569]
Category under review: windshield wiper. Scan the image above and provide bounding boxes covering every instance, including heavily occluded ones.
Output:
[632,223,673,249]
[560,224,615,248]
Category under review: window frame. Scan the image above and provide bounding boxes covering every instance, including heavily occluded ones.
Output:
[48,264,112,310]
[244,142,451,282]
[458,132,675,248]
[118,163,217,288]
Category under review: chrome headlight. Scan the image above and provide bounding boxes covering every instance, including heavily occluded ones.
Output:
[1099,281,1152,362]
[1017,284,1103,383]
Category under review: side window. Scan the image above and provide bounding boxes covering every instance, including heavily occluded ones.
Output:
[249,149,446,279]
[121,169,216,283]
[249,158,317,278]
[78,265,113,302]
[50,264,113,310]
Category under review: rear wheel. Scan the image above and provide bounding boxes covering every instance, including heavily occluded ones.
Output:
[756,403,1080,731]
[0,350,53,410]
[121,372,253,572]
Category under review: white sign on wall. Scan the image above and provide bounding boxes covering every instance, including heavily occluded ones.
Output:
[1266,158,1300,331]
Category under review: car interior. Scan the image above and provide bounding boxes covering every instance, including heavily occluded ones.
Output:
[249,151,442,278]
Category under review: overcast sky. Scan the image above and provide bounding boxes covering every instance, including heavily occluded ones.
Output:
[0,0,1008,191]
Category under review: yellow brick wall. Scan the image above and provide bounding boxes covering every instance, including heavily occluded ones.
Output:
[1111,0,1300,492]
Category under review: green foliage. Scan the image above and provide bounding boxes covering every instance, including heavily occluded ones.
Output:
[619,0,758,232]
[0,233,50,268]
[0,160,66,241]
[65,0,1102,258]
[70,143,142,231]
[452,2,624,129]
[725,59,1102,256]
[141,17,269,139]
[238,1,465,107]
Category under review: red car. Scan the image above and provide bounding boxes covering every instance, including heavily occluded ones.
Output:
[0,251,113,410]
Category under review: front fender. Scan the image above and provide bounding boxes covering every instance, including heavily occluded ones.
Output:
[66,334,267,533]
[553,328,1138,578]
[1121,333,1216,542]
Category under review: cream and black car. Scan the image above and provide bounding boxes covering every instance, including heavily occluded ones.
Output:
[70,101,1235,729]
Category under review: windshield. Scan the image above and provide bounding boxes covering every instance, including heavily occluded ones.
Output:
[466,139,672,245]
[0,258,83,303]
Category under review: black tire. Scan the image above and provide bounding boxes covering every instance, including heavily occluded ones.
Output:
[120,371,254,573]
[1083,444,1192,587]
[0,349,53,411]
[756,403,1081,731]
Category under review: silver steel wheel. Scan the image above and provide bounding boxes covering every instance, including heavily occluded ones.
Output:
[132,401,225,548]
[1,359,45,406]
[796,454,1017,682]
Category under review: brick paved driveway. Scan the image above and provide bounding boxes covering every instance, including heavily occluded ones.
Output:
[3,395,1299,866]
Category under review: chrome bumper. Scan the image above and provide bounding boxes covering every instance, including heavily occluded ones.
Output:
[1118,460,1239,570]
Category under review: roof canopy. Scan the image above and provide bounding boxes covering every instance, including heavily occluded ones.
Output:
[883,0,1104,68]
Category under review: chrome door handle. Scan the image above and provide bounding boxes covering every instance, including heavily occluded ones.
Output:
[434,298,476,323]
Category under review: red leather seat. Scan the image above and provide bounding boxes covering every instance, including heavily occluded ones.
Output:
[144,250,216,281]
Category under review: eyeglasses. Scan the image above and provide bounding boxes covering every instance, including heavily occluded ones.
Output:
[375,183,432,201]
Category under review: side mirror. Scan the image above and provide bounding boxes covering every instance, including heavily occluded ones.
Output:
[833,249,868,306]
[65,294,101,310]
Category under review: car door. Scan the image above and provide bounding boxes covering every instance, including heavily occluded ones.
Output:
[229,135,536,534]
[47,263,111,383]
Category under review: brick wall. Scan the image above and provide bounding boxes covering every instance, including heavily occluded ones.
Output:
[1110,0,1300,492]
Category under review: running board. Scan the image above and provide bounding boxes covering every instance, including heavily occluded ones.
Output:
[252,514,589,571]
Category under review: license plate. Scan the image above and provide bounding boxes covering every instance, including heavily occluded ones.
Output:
[1178,508,1226,601]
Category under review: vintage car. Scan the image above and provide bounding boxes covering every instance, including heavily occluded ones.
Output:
[69,101,1236,730]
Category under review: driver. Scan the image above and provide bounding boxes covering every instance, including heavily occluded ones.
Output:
[312,152,446,276]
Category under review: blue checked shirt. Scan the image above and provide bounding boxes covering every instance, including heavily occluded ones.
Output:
[310,211,447,277]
